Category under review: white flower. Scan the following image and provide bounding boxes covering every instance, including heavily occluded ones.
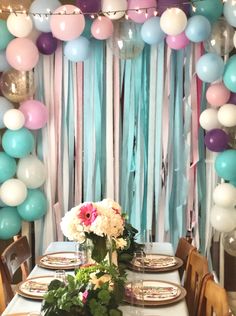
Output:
[60,207,85,242]
[99,198,122,214]
[114,237,127,250]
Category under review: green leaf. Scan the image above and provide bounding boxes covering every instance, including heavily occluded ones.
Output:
[48,279,64,291]
[88,234,107,262]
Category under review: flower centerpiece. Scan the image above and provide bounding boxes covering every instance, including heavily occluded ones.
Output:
[60,198,138,265]
[42,261,126,316]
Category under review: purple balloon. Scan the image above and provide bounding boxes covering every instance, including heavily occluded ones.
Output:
[36,33,58,55]
[76,0,101,14]
[228,93,236,105]
[204,129,229,152]
[157,0,190,15]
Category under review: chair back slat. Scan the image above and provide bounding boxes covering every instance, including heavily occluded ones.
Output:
[197,273,231,316]
[184,250,209,316]
[1,236,31,282]
[0,236,31,305]
[175,237,197,279]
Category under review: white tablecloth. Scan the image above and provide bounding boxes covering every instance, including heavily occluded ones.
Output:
[2,242,189,316]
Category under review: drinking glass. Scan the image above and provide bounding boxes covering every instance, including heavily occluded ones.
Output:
[140,229,153,253]
[75,242,88,266]
[54,269,66,283]
[126,277,144,316]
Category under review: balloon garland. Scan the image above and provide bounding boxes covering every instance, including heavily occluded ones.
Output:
[0,0,236,257]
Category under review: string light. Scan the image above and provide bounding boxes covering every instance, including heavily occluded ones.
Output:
[0,1,227,17]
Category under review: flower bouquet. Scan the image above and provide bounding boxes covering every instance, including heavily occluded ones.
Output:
[60,198,140,266]
[41,262,126,316]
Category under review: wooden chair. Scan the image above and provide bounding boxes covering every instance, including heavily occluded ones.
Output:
[184,249,209,316]
[0,236,31,305]
[196,273,231,316]
[175,237,197,280]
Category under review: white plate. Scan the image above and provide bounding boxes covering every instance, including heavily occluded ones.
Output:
[16,275,55,299]
[37,252,79,270]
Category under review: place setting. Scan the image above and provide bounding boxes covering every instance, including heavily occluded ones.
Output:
[124,279,187,307]
[15,270,67,300]
[128,252,183,273]
[36,242,90,270]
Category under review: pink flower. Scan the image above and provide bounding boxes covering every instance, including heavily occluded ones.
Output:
[82,290,89,303]
[77,203,97,226]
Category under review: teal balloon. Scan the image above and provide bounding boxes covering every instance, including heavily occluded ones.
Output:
[0,50,11,72]
[196,53,224,83]
[0,207,21,240]
[0,152,17,183]
[223,55,236,93]
[2,128,35,158]
[191,0,223,23]
[185,15,211,43]
[141,17,166,45]
[215,149,236,180]
[224,0,236,27]
[17,189,47,221]
[229,180,236,187]
[0,19,15,50]
[64,36,90,62]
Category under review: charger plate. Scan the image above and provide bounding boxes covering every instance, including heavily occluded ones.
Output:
[124,280,186,307]
[37,252,80,270]
[128,254,183,273]
[16,275,55,300]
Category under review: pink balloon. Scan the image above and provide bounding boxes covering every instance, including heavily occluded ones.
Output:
[206,83,231,107]
[6,38,39,71]
[19,100,48,130]
[166,32,190,50]
[128,0,157,23]
[91,16,114,40]
[50,5,85,41]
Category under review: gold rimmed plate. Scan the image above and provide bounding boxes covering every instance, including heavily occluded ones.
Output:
[37,252,80,270]
[128,254,183,273]
[16,275,55,300]
[124,280,186,307]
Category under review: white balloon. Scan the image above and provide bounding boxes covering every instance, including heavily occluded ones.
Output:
[199,108,221,130]
[213,183,236,208]
[7,13,33,38]
[0,179,27,206]
[234,32,236,48]
[3,109,25,130]
[160,8,187,36]
[210,205,236,232]
[217,103,236,127]
[102,0,127,20]
[17,155,46,189]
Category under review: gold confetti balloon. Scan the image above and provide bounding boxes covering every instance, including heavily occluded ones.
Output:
[0,0,32,20]
[0,69,36,103]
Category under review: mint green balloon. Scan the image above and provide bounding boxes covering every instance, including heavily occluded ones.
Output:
[223,55,236,93]
[191,0,223,23]
[17,189,47,221]
[0,152,17,183]
[0,207,21,239]
[215,149,236,180]
[0,19,15,50]
[2,128,35,158]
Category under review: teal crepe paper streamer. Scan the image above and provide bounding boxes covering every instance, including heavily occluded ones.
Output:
[165,50,176,236]
[154,41,165,238]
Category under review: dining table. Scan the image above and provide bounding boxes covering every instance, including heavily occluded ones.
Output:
[2,241,189,316]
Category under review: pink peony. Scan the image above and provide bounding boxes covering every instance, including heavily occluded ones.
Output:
[77,203,97,226]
